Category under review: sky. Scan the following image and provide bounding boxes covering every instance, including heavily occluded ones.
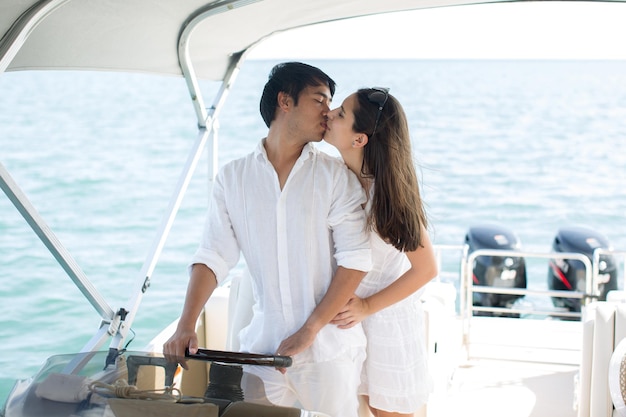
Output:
[248,1,626,60]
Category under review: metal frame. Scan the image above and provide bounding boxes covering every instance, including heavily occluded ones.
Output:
[459,248,595,356]
[461,248,594,317]
[0,2,117,326]
[0,162,114,320]
[0,0,255,370]
[0,0,71,72]
[431,244,603,360]
[91,2,255,360]
[593,248,626,291]
[178,0,261,128]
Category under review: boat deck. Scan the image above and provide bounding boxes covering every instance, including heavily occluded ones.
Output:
[429,357,578,417]
[426,316,582,417]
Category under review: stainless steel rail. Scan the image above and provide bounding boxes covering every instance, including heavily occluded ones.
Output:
[463,249,593,320]
[432,244,608,355]
[593,248,626,292]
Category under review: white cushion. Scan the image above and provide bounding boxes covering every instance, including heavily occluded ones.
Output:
[225,271,254,351]
[578,309,595,417]
[590,303,616,417]
[609,338,626,417]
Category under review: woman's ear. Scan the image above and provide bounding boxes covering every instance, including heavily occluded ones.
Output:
[353,134,369,148]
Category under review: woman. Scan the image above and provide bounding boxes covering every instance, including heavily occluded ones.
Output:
[324,87,438,417]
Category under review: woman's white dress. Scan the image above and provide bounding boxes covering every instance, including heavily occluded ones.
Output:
[356,203,432,412]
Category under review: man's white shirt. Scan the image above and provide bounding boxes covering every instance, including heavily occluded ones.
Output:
[191,141,372,363]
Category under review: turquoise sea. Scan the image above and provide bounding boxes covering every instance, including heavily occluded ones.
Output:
[1,59,626,403]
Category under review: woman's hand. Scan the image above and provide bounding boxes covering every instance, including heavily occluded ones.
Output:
[330,296,370,329]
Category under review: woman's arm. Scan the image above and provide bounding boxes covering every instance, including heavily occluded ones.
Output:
[331,226,438,329]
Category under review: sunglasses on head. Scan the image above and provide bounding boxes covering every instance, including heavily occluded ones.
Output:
[367,87,390,138]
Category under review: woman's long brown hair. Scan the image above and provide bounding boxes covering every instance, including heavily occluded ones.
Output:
[353,88,427,252]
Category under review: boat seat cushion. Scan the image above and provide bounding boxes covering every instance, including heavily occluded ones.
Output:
[225,271,254,351]
[609,305,626,417]
[580,301,626,417]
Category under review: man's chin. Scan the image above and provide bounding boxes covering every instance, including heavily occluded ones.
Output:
[309,133,324,143]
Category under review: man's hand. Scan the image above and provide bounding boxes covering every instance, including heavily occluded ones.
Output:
[274,326,316,374]
[164,264,218,369]
[163,327,199,370]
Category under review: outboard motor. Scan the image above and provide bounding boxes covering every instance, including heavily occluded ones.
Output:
[465,224,527,316]
[548,225,618,313]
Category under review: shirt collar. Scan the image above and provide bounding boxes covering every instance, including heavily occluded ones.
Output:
[254,139,318,163]
[254,139,267,161]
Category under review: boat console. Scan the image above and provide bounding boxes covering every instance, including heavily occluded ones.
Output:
[2,349,317,417]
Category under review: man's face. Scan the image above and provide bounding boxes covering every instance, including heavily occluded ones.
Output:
[290,83,332,143]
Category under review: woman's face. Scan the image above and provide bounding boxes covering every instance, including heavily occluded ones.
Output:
[324,93,360,151]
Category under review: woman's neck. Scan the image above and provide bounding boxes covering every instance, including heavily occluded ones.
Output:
[340,150,370,190]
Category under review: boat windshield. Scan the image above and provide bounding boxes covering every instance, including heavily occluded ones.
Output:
[3,350,309,417]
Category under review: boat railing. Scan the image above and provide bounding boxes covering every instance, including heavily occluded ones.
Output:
[460,249,593,320]
[431,244,606,361]
[431,245,593,315]
[467,286,586,317]
[593,248,626,294]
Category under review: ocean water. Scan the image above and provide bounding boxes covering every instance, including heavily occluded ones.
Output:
[1,59,626,402]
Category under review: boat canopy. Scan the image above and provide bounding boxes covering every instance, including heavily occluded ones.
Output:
[2,0,511,80]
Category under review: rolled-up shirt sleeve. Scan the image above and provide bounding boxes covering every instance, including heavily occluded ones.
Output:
[189,169,241,284]
[328,165,372,272]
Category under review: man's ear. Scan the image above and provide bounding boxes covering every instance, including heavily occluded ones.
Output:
[353,134,369,148]
[277,91,292,111]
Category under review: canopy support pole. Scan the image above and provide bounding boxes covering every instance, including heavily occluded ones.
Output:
[104,2,252,356]
[0,0,71,73]
[177,0,260,128]
[0,162,115,320]
[0,0,256,369]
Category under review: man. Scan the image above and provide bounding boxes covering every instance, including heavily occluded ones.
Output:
[164,62,371,416]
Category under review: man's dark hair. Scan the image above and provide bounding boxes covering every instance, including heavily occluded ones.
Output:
[259,62,336,128]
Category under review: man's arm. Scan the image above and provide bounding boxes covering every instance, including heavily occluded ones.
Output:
[274,266,366,359]
[163,263,218,368]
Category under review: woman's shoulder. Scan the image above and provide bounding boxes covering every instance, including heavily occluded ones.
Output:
[312,148,354,176]
[313,147,344,166]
